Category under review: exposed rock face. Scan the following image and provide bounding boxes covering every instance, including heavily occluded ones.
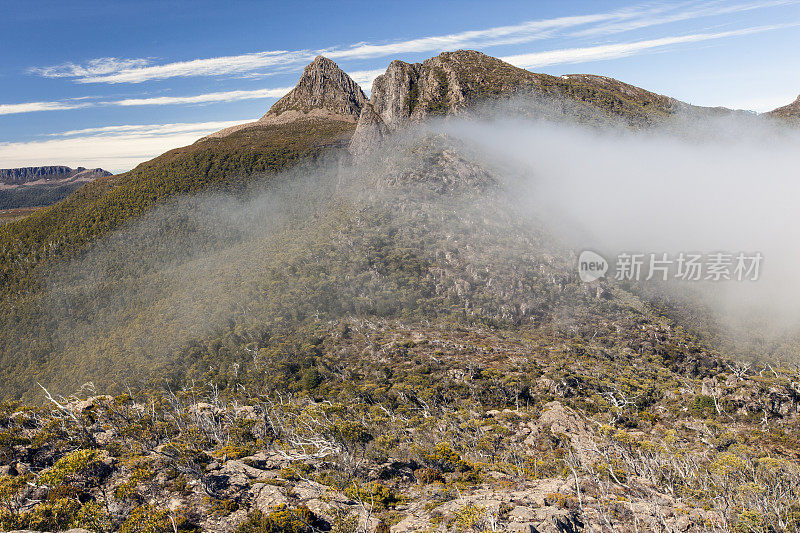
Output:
[0,166,111,187]
[369,50,539,130]
[348,103,388,155]
[370,60,423,127]
[261,55,367,123]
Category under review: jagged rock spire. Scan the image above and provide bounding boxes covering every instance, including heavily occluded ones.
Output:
[261,56,368,123]
[348,103,388,155]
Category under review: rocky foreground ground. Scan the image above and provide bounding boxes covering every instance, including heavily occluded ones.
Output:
[0,321,798,532]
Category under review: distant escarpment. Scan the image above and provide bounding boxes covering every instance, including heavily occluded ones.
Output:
[0,165,111,209]
[0,165,110,187]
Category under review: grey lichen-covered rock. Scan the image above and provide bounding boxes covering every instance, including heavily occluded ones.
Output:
[251,483,290,511]
[366,50,541,132]
[348,103,388,155]
[370,60,422,128]
[261,55,367,123]
[348,50,544,154]
[526,401,598,463]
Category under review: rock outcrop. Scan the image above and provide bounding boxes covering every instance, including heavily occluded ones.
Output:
[262,55,367,123]
[348,103,388,155]
[368,50,540,131]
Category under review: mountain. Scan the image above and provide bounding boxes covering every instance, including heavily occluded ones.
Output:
[0,166,110,187]
[361,51,728,131]
[262,55,367,122]
[0,165,111,210]
[203,56,367,140]
[0,51,798,533]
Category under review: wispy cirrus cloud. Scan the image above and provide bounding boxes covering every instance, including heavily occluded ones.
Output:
[29,1,787,84]
[0,100,94,115]
[502,23,800,69]
[114,87,292,106]
[570,0,793,37]
[0,87,293,116]
[4,20,796,117]
[51,121,250,138]
[28,57,152,79]
[0,120,248,173]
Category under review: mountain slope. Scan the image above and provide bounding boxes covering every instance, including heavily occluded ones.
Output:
[769,93,800,119]
[0,50,765,401]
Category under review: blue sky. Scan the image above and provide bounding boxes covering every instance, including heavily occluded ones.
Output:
[1,0,799,173]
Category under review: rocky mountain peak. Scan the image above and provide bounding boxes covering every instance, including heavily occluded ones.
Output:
[260,55,367,124]
[363,50,541,134]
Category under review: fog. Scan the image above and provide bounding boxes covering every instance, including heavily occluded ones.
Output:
[32,101,800,393]
[438,109,800,354]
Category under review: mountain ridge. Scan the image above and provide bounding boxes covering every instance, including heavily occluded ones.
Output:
[0,166,111,188]
[206,50,753,148]
[0,165,112,211]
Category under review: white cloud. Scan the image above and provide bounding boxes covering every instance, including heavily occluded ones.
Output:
[0,120,247,173]
[349,69,385,88]
[113,87,292,106]
[29,57,152,78]
[30,1,781,84]
[501,23,800,69]
[570,0,794,38]
[52,120,250,138]
[74,51,313,84]
[0,100,93,115]
[0,87,292,116]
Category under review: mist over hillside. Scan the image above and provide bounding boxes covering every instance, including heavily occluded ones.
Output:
[14,97,794,399]
[439,106,800,359]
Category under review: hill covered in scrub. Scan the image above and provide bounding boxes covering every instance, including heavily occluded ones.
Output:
[0,51,799,532]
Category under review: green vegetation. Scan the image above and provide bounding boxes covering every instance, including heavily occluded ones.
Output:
[0,118,354,400]
[0,182,86,210]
